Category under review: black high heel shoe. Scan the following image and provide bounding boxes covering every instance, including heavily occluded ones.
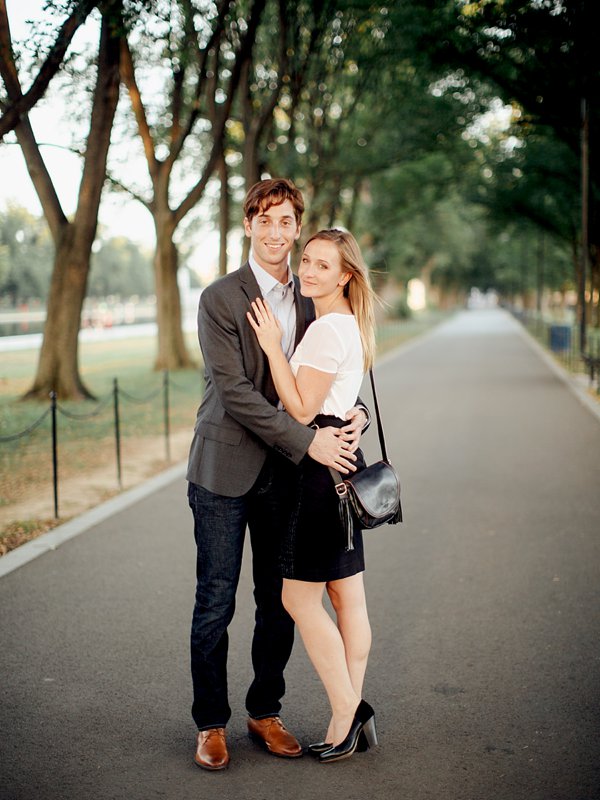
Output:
[318,701,377,764]
[307,741,332,756]
[307,731,369,756]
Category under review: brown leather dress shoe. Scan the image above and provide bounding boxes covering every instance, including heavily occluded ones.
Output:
[247,716,303,758]
[194,728,230,770]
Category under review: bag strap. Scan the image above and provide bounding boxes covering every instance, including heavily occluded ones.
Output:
[327,367,389,489]
[368,368,389,463]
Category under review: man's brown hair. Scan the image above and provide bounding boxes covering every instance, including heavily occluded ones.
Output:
[243,178,304,225]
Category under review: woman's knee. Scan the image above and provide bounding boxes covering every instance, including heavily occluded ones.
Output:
[281,580,323,619]
[327,575,367,615]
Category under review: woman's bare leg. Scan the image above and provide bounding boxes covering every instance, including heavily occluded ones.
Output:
[327,572,371,695]
[282,578,360,746]
[318,572,371,742]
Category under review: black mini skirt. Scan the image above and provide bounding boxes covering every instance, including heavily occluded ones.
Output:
[280,414,366,582]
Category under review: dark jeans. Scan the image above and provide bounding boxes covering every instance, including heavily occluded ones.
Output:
[187,456,296,731]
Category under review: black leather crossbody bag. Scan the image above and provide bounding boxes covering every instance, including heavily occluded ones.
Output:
[329,369,402,551]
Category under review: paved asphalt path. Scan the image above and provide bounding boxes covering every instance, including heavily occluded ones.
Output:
[1,309,599,800]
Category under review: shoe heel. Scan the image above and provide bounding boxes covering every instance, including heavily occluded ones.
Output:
[362,716,378,748]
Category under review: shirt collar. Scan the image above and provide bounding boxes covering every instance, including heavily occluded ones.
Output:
[249,252,294,295]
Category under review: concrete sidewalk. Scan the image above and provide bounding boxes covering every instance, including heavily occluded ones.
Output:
[1,309,599,800]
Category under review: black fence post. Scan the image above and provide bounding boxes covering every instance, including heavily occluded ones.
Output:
[163,370,171,462]
[113,378,122,489]
[50,391,59,519]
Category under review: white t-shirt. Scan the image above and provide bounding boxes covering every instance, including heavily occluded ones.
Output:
[289,313,364,419]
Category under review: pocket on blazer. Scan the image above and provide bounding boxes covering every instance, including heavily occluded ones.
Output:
[196,421,243,446]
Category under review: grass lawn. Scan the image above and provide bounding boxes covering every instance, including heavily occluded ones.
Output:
[1,331,202,533]
[0,330,200,397]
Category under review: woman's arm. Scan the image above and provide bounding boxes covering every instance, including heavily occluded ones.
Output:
[247,298,335,424]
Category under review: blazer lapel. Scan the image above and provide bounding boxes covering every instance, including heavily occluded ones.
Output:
[239,261,261,302]
[239,262,279,403]
[293,275,305,348]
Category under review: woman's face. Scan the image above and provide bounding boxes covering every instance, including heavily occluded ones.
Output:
[298,239,350,301]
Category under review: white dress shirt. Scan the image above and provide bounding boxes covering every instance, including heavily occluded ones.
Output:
[249,253,297,361]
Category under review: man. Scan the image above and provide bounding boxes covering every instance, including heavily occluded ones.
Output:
[187,178,366,770]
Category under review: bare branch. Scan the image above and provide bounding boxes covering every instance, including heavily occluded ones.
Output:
[0,0,23,97]
[120,37,159,182]
[13,120,70,240]
[105,173,153,210]
[14,139,85,156]
[170,65,184,145]
[174,0,267,225]
[0,0,68,238]
[167,0,231,166]
[0,0,98,140]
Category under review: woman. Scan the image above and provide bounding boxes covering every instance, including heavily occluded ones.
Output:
[247,228,378,764]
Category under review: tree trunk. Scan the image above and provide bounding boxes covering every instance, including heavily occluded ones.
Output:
[343,184,360,232]
[21,4,122,400]
[153,213,194,370]
[244,129,261,194]
[587,232,599,328]
[240,131,261,264]
[23,227,94,399]
[324,174,343,228]
[218,152,229,276]
[304,200,323,238]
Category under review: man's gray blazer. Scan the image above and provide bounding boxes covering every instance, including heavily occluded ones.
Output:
[186,262,317,497]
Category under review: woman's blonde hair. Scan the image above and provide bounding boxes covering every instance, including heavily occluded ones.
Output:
[304,228,377,370]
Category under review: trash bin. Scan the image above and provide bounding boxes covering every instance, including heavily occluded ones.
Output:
[549,324,571,352]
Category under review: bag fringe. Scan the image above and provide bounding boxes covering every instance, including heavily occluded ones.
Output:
[338,495,355,551]
[389,503,403,524]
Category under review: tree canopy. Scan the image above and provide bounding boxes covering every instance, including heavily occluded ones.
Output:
[0,0,595,397]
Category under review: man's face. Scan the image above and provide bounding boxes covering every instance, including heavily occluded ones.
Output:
[243,199,301,275]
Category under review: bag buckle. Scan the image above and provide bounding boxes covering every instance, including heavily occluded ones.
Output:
[335,482,348,497]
